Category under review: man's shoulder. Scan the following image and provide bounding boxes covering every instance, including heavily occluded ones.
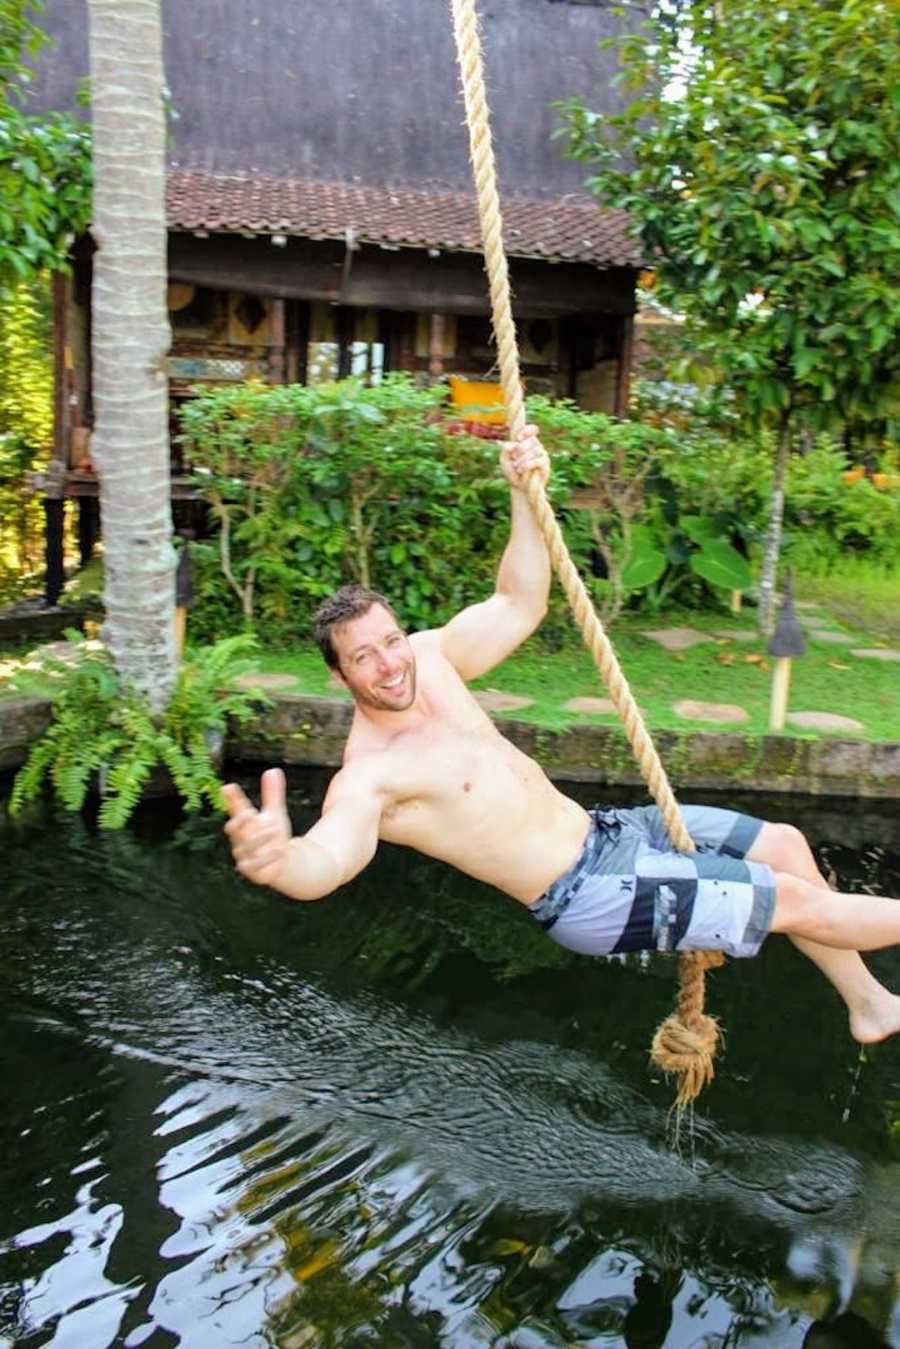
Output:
[329,745,396,805]
[411,627,467,679]
[410,628,444,657]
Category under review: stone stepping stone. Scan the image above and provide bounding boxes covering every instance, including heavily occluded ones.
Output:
[806,630,856,645]
[233,672,301,690]
[25,638,104,665]
[713,628,758,643]
[850,648,900,661]
[474,689,534,712]
[641,627,713,652]
[564,696,617,715]
[787,711,865,734]
[673,699,750,725]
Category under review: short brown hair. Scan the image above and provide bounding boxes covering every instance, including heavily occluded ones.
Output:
[312,584,399,668]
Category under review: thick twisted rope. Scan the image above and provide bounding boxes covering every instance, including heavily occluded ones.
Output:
[450,0,723,1106]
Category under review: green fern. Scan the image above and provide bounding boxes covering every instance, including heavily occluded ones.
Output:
[9,634,272,829]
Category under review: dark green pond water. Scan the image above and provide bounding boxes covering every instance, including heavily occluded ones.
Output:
[1,776,899,1348]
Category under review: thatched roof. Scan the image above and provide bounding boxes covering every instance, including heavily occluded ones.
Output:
[31,0,634,201]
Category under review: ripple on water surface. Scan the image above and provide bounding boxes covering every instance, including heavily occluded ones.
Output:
[1,796,898,1346]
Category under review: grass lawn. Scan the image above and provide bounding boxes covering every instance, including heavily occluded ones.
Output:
[1,580,896,743]
[251,601,899,743]
[796,570,900,646]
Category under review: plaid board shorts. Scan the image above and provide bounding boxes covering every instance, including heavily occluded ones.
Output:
[526,804,777,960]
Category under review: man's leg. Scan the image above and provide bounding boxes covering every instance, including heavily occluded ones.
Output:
[749,822,900,1044]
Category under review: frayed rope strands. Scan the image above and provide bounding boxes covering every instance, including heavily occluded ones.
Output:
[449,0,725,1108]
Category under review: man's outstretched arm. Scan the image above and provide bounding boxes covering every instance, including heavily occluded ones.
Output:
[439,424,551,680]
[222,766,381,901]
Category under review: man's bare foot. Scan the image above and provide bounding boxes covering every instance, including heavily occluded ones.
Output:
[849,990,900,1045]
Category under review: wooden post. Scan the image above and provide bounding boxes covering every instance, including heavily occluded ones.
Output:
[52,273,69,467]
[614,314,634,418]
[395,312,417,373]
[295,300,310,385]
[44,499,66,606]
[769,656,792,732]
[44,273,70,607]
[377,310,392,374]
[78,497,99,566]
[767,573,805,731]
[268,297,286,384]
[428,312,446,380]
[337,306,353,379]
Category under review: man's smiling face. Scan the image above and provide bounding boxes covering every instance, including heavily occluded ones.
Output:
[332,603,417,712]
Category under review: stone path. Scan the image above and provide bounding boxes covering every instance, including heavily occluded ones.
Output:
[673,699,750,725]
[563,696,616,715]
[806,630,856,645]
[11,602,889,750]
[622,613,892,737]
[25,638,104,666]
[474,690,534,712]
[712,628,758,643]
[852,648,900,661]
[234,672,301,691]
[787,711,866,735]
[641,627,713,652]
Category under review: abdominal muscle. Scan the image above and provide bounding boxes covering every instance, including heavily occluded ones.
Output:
[375,718,592,904]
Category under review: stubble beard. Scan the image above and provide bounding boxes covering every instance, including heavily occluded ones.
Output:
[349,659,417,713]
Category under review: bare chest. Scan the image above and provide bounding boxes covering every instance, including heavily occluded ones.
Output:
[377,714,541,848]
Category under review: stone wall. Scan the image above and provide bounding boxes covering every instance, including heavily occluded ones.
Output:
[3,691,899,798]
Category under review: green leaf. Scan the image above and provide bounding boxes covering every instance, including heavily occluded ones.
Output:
[621,544,667,590]
[690,541,753,591]
[679,515,721,545]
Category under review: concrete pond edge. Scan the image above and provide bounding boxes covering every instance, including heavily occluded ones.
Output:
[4,691,895,799]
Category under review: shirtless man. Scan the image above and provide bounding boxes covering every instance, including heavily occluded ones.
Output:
[223,427,900,1045]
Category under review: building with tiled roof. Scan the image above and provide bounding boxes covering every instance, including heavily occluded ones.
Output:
[30,0,644,591]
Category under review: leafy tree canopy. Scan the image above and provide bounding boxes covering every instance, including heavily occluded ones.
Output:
[0,0,91,285]
[561,0,900,428]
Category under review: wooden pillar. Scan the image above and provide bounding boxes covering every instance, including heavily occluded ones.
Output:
[52,273,69,467]
[44,499,65,606]
[44,272,70,607]
[268,297,286,384]
[394,312,416,373]
[336,306,354,379]
[428,312,446,380]
[377,310,392,374]
[78,497,100,567]
[614,315,635,418]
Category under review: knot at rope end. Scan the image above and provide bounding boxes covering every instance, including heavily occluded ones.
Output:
[650,1010,721,1108]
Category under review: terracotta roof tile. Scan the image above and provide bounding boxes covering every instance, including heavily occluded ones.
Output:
[166,170,639,268]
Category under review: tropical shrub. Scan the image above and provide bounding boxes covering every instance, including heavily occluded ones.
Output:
[0,276,52,597]
[180,376,617,642]
[783,439,900,573]
[178,374,898,645]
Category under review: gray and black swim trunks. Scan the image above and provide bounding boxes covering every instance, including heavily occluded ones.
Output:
[526,804,776,959]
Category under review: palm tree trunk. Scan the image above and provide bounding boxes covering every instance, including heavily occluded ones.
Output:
[88,0,176,714]
[758,409,792,637]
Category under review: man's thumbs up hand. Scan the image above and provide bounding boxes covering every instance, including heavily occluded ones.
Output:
[223,768,292,888]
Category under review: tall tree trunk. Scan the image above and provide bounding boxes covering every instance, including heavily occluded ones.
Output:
[758,409,792,637]
[88,0,176,713]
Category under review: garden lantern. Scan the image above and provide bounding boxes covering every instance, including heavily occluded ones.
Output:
[767,574,806,732]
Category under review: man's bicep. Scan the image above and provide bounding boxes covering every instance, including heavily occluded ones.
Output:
[305,771,383,885]
[438,594,536,680]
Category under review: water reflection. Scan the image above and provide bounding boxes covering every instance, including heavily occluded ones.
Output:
[0,785,898,1346]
